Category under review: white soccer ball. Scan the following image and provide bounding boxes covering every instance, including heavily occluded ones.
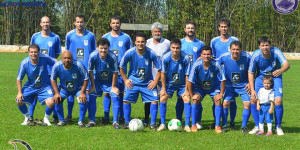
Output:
[129,119,143,132]
[168,119,182,131]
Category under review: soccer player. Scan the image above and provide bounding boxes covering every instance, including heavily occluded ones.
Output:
[65,13,96,122]
[217,41,251,133]
[120,32,161,130]
[180,20,205,129]
[29,16,61,123]
[16,44,56,126]
[248,36,290,136]
[210,18,239,130]
[51,51,89,127]
[145,22,170,126]
[187,46,226,133]
[102,15,132,125]
[88,38,120,128]
[157,39,191,132]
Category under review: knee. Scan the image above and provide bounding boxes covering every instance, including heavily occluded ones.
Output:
[151,101,158,105]
[160,96,168,103]
[182,96,190,103]
[17,102,25,106]
[124,101,131,104]
[275,97,282,105]
[215,101,221,106]
[223,101,230,108]
[244,102,250,109]
[46,98,54,108]
[104,93,110,97]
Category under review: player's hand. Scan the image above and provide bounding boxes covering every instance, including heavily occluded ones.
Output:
[148,80,158,90]
[111,87,119,95]
[125,79,133,89]
[78,93,87,104]
[257,105,261,111]
[250,91,257,103]
[160,89,167,97]
[269,109,273,114]
[89,85,96,94]
[16,93,24,103]
[244,84,251,94]
[182,90,190,99]
[196,56,203,61]
[213,93,222,103]
[192,94,201,101]
[54,93,62,104]
[273,69,283,77]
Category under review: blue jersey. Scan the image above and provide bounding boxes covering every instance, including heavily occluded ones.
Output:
[188,59,226,90]
[88,50,118,84]
[210,36,239,59]
[65,29,96,68]
[161,51,191,87]
[30,31,61,74]
[181,38,205,63]
[120,46,161,86]
[217,51,251,88]
[17,54,56,89]
[248,47,287,79]
[51,61,88,92]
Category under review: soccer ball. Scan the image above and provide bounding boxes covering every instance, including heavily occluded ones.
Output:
[129,119,143,132]
[168,119,182,131]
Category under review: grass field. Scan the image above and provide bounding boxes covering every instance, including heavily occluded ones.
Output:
[0,52,299,149]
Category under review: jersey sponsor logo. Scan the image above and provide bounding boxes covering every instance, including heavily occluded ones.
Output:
[172,72,180,84]
[34,75,42,87]
[48,41,53,47]
[265,70,273,76]
[272,0,298,14]
[202,80,211,90]
[100,71,109,80]
[240,64,244,70]
[84,40,88,46]
[66,81,75,91]
[111,49,119,57]
[119,41,123,47]
[77,48,84,61]
[138,68,145,80]
[41,49,48,55]
[272,61,276,67]
[193,47,197,52]
[188,55,193,63]
[232,73,240,84]
[145,59,149,65]
[72,73,77,79]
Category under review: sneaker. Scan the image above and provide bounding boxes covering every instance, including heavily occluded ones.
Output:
[65,115,72,123]
[276,128,284,136]
[230,122,237,130]
[215,126,222,134]
[35,119,48,126]
[99,118,110,126]
[249,126,259,134]
[150,124,157,130]
[113,122,120,129]
[208,122,215,129]
[157,124,166,131]
[184,125,191,132]
[142,119,149,127]
[119,118,125,125]
[123,123,129,129]
[256,130,264,135]
[191,125,198,132]
[78,121,85,128]
[222,126,228,133]
[43,116,52,126]
[56,120,66,126]
[53,115,59,124]
[21,117,29,125]
[86,121,96,128]
[196,122,203,130]
[265,131,273,136]
[241,127,248,133]
[22,117,35,126]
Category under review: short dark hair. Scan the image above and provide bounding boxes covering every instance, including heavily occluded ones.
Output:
[135,32,146,40]
[185,20,196,27]
[230,40,242,49]
[170,38,181,47]
[97,38,110,47]
[28,44,40,52]
[75,13,85,22]
[110,15,121,23]
[218,18,230,27]
[263,75,273,84]
[258,36,271,45]
[201,45,212,54]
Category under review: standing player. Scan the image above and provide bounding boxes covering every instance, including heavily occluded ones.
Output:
[51,51,89,127]
[210,18,239,130]
[88,38,120,128]
[16,44,56,126]
[187,46,226,133]
[65,13,96,122]
[217,41,251,133]
[120,32,161,130]
[29,16,61,122]
[157,39,191,132]
[248,36,290,136]
[180,20,205,129]
[102,15,132,125]
[145,22,170,126]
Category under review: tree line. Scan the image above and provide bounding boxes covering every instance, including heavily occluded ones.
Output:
[0,0,299,52]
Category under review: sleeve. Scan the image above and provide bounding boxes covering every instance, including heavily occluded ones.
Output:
[88,53,95,72]
[30,34,35,45]
[128,37,133,49]
[188,63,197,84]
[65,34,70,50]
[184,55,191,75]
[216,62,226,81]
[56,36,62,54]
[51,63,59,81]
[274,48,287,64]
[161,56,167,73]
[120,51,130,69]
[269,90,275,102]
[78,62,89,80]
[17,61,26,81]
[91,34,96,52]
[112,53,118,72]
[248,53,257,73]
[210,40,216,57]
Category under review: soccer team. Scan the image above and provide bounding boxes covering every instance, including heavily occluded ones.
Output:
[16,14,290,136]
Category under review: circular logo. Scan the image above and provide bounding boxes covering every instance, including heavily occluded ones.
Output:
[272,0,298,14]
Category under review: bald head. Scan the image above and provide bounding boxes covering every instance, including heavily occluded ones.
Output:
[62,51,73,69]
[62,51,73,59]
[40,16,51,31]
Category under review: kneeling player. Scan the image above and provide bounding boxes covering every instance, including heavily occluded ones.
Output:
[51,51,89,127]
[157,39,191,132]
[16,44,56,126]
[88,38,120,128]
[187,46,226,133]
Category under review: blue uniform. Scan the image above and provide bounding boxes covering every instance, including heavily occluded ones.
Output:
[17,54,56,105]
[210,36,239,59]
[181,38,204,63]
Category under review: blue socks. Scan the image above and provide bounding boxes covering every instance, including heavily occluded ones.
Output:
[159,102,167,125]
[103,95,111,119]
[175,98,184,121]
[191,103,197,126]
[28,98,37,116]
[55,103,65,122]
[275,105,283,128]
[150,103,158,125]
[111,94,120,123]
[251,104,259,127]
[45,106,54,116]
[230,101,237,123]
[88,95,97,122]
[78,102,87,122]
[18,104,28,114]
[222,107,229,126]
[123,103,131,123]
[67,96,74,117]
[184,102,191,126]
[197,102,202,123]
[215,105,222,127]
[242,108,251,127]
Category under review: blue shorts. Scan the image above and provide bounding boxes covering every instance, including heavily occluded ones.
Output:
[224,86,250,102]
[124,85,158,103]
[59,88,82,102]
[17,86,53,105]
[255,77,283,98]
[166,86,186,98]
[118,75,125,93]
[259,104,273,124]
[194,86,220,101]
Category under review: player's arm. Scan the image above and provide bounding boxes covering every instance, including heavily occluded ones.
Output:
[111,72,119,95]
[273,61,290,77]
[78,79,88,104]
[88,71,96,93]
[214,80,225,102]
[16,80,23,103]
[183,76,190,97]
[248,71,257,102]
[148,70,160,90]
[120,67,133,89]
[160,72,167,97]
[256,100,261,110]
[51,79,62,104]
[269,101,274,114]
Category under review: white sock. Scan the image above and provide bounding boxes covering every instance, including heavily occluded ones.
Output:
[24,113,30,119]
[259,123,264,132]
[267,123,272,132]
[44,114,50,119]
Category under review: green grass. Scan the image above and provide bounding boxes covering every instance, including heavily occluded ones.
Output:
[0,53,299,149]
